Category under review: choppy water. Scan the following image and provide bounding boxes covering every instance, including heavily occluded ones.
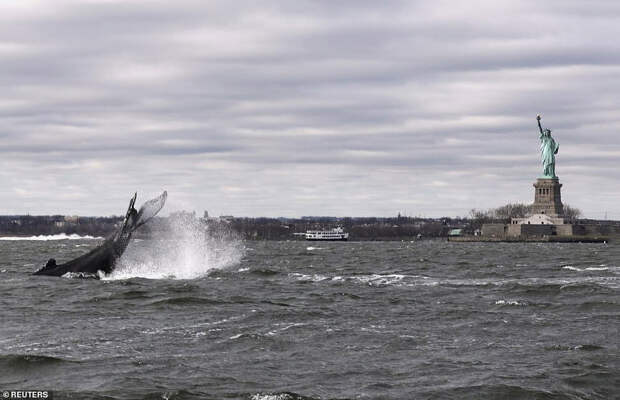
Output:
[1,238,618,399]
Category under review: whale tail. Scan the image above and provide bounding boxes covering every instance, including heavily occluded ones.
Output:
[119,191,167,237]
[34,191,168,277]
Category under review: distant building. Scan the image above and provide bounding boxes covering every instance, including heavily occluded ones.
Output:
[64,215,79,224]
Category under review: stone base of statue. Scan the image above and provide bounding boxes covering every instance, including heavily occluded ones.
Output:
[476,175,597,241]
[531,178,563,217]
[504,177,569,237]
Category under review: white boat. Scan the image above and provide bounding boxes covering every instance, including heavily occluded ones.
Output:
[305,227,349,241]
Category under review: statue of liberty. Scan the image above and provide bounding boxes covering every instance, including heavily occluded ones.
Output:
[536,114,559,178]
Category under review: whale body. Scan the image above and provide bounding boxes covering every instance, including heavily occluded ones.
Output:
[33,191,167,277]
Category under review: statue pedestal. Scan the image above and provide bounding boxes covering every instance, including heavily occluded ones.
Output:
[532,178,563,217]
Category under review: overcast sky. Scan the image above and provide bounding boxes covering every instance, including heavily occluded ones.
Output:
[2,0,619,218]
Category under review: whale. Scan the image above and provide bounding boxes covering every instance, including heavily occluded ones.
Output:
[33,191,167,277]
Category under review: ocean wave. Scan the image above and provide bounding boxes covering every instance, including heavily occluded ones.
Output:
[147,296,228,307]
[545,344,604,351]
[495,299,527,306]
[229,332,266,341]
[0,354,77,369]
[355,274,409,286]
[266,322,306,336]
[286,272,619,291]
[503,280,619,293]
[250,268,280,276]
[563,265,610,272]
[0,233,103,241]
[421,384,575,399]
[62,272,100,279]
[251,392,318,400]
[87,289,154,303]
[576,300,620,312]
[289,272,331,282]
[289,272,427,286]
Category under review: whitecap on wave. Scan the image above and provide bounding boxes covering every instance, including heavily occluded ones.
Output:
[62,272,100,279]
[563,265,609,272]
[288,272,432,287]
[495,299,526,306]
[289,273,330,282]
[251,394,299,400]
[0,233,103,241]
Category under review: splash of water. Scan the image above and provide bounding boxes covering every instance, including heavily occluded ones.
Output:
[104,216,244,280]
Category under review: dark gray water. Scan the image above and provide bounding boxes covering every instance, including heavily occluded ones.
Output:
[1,238,618,399]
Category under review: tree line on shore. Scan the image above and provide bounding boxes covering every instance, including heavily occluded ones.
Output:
[468,203,582,230]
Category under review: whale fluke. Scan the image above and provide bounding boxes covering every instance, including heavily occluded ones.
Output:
[135,191,167,230]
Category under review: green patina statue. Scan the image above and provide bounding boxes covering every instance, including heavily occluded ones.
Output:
[537,114,559,178]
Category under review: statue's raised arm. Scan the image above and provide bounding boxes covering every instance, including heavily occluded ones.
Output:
[537,114,544,135]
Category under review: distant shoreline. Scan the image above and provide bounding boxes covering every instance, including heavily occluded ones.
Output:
[2,215,619,241]
[448,235,610,243]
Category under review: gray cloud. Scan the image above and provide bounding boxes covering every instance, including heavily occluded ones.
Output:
[1,0,620,218]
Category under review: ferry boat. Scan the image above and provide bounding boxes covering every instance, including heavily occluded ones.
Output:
[305,227,349,241]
